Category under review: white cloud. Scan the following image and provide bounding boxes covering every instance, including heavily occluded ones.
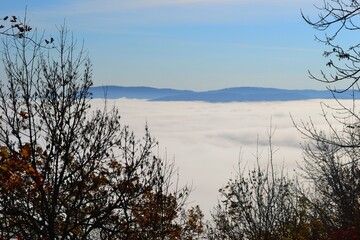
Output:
[89,98,345,218]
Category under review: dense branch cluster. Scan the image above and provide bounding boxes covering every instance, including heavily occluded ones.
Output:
[0,25,203,239]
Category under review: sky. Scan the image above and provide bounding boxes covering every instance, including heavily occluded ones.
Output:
[0,0,331,91]
[0,0,352,218]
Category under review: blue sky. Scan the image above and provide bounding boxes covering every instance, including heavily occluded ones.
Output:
[1,0,331,90]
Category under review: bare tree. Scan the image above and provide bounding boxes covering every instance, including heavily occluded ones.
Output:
[207,133,304,240]
[0,24,198,239]
[302,0,360,92]
[299,1,360,236]
[293,98,360,238]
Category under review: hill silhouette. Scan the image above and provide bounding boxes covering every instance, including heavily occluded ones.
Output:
[89,86,358,102]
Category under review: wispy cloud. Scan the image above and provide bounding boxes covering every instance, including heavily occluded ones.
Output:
[0,0,320,30]
[25,0,314,23]
[235,43,321,53]
[67,0,316,12]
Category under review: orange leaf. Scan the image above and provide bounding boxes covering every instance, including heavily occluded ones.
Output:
[20,144,31,159]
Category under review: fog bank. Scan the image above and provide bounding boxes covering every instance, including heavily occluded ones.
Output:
[90,98,346,216]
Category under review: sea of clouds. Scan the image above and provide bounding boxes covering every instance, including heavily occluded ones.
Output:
[90,98,349,217]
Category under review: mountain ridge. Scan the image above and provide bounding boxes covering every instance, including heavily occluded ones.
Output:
[89,85,358,102]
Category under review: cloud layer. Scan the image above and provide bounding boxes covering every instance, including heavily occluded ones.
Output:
[90,98,344,217]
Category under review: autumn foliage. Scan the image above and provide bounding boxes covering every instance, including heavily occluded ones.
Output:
[9,1,360,238]
[0,22,204,239]
[0,144,42,192]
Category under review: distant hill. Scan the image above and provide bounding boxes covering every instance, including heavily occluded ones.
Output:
[89,86,193,100]
[89,86,358,102]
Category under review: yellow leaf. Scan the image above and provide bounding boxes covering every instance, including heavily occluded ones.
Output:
[0,164,8,171]
[0,146,9,158]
